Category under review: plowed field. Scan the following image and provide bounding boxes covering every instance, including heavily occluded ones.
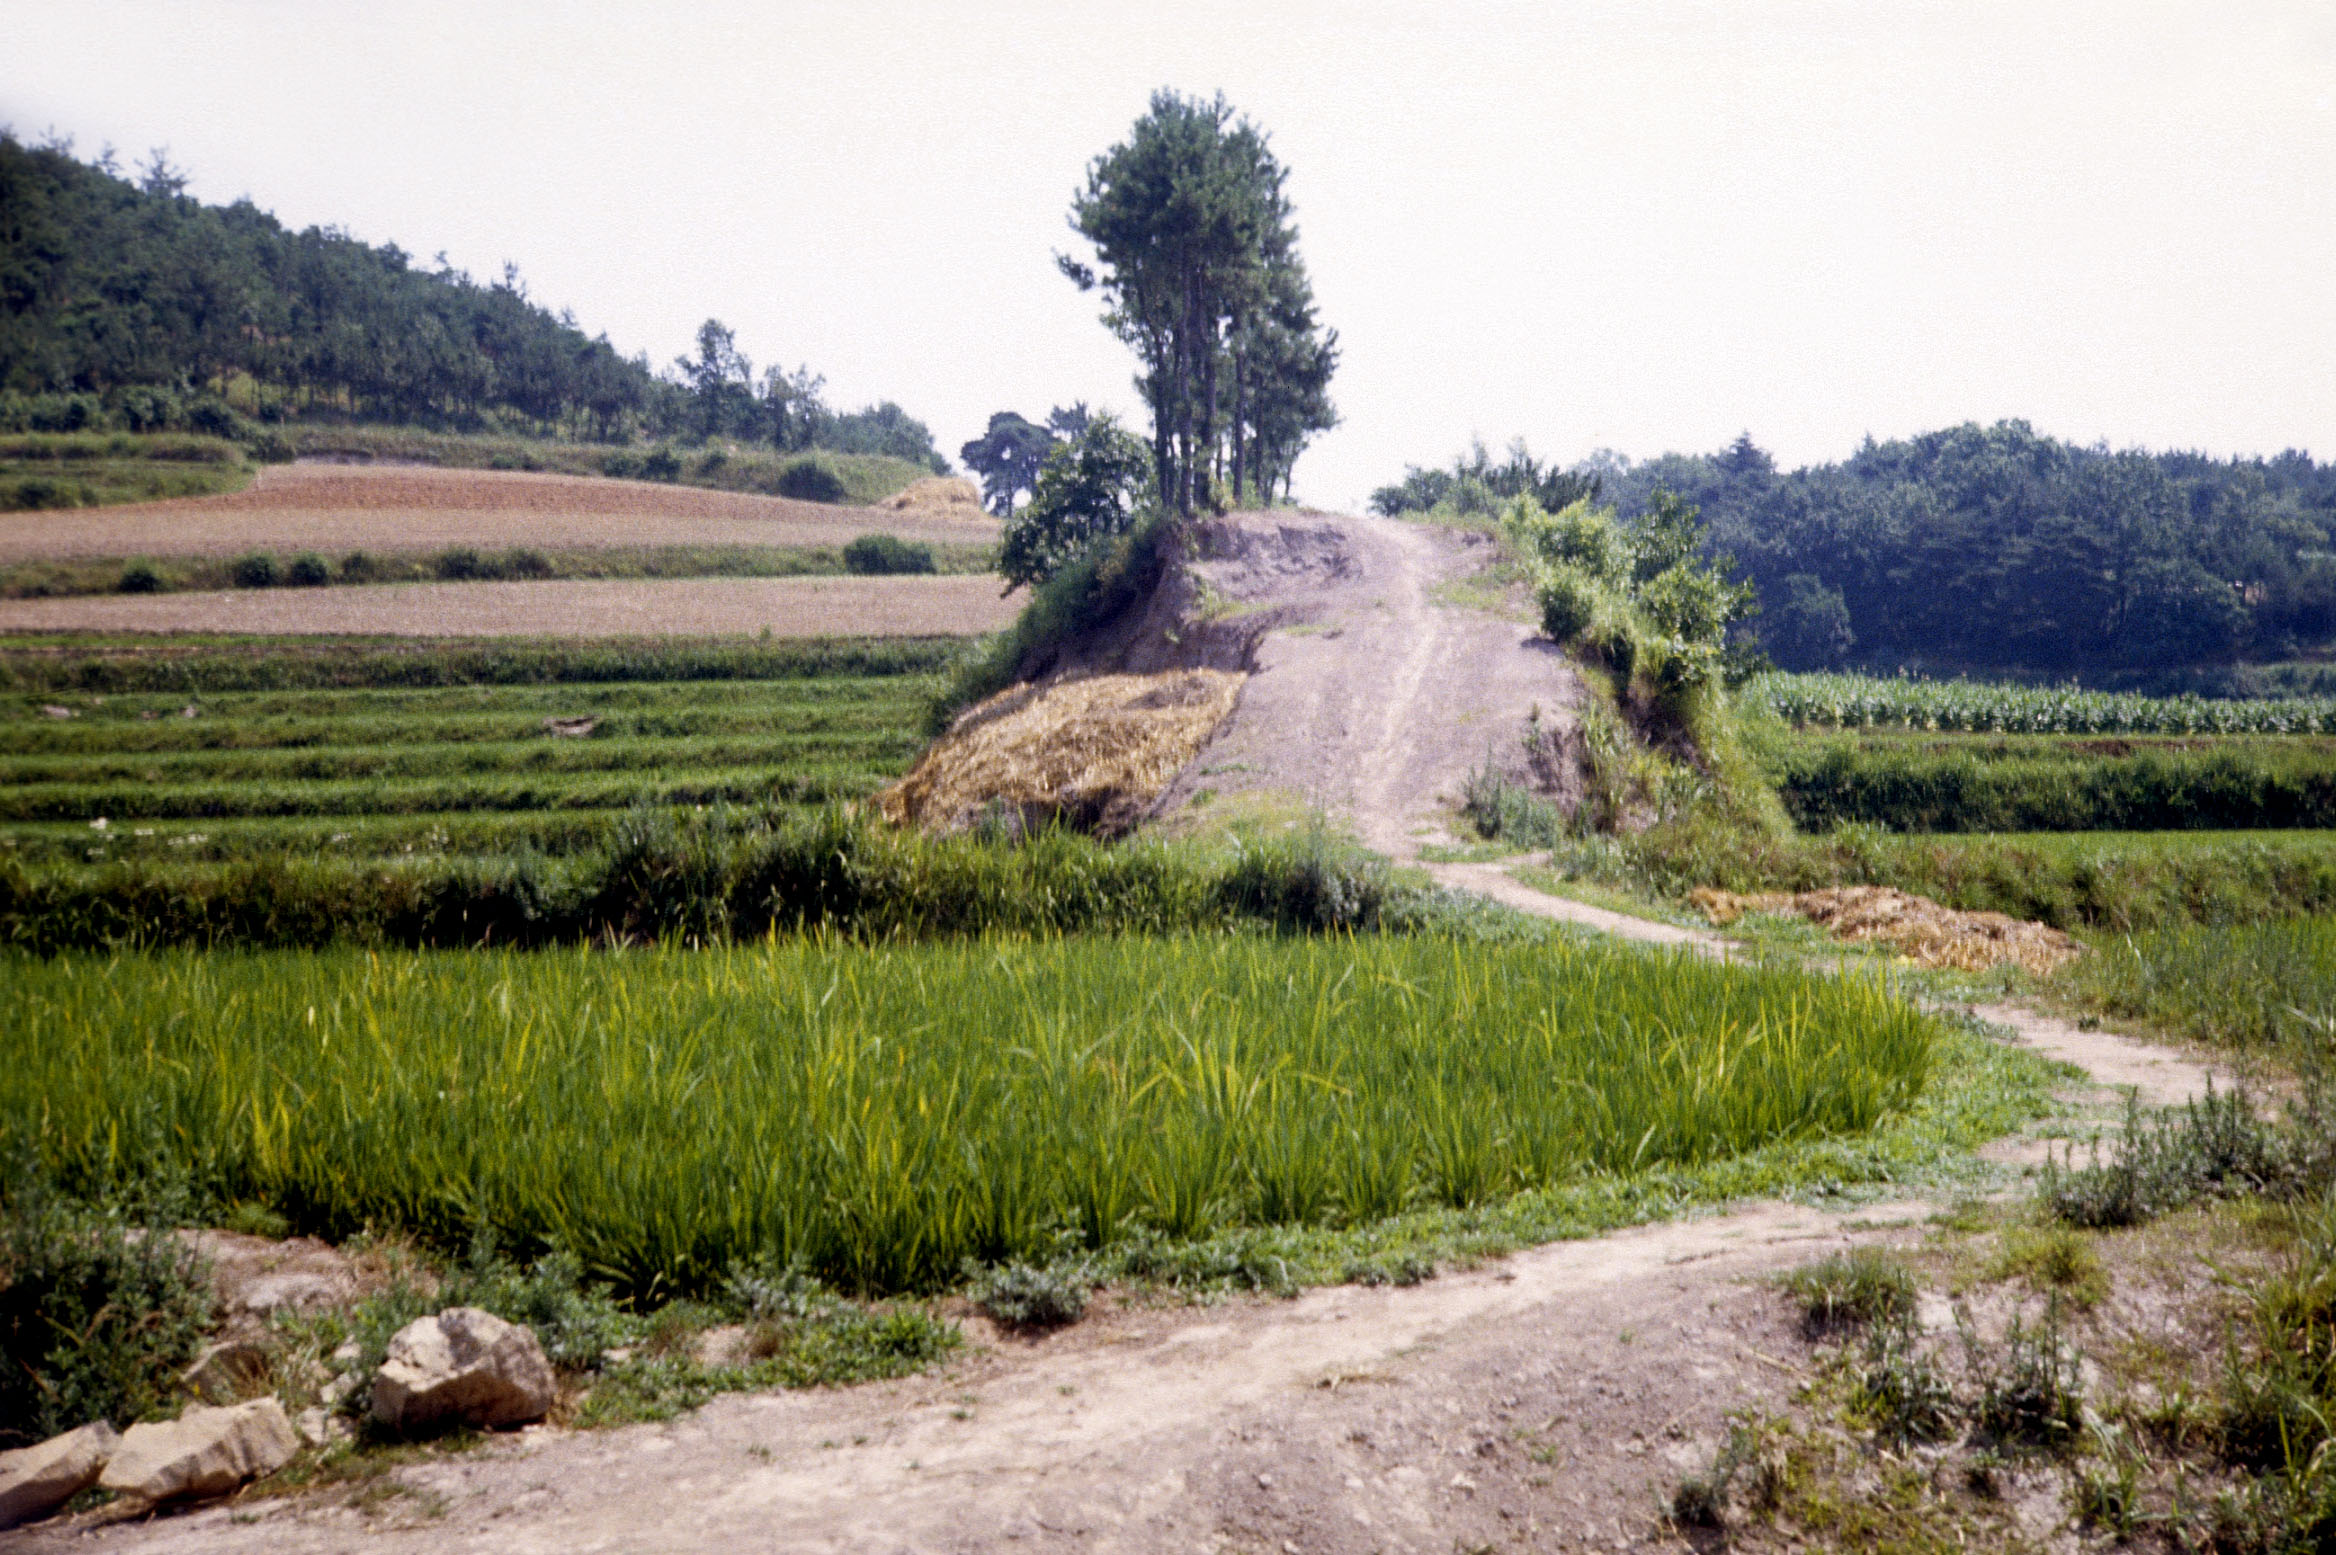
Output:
[0,574,1017,638]
[0,462,1000,562]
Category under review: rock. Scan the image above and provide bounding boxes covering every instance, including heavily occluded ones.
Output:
[98,1399,298,1507]
[0,1422,118,1530]
[294,1407,351,1449]
[372,1307,555,1434]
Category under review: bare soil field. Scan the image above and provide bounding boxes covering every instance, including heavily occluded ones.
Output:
[0,574,1018,638]
[0,463,1000,563]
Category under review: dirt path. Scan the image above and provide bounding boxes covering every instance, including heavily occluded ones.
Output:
[1154,512,1584,857]
[0,574,1016,639]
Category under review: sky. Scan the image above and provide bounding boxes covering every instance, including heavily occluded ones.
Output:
[3,0,2331,512]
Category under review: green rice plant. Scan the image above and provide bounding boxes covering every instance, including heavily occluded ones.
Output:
[0,934,1937,1298]
[1755,671,2336,737]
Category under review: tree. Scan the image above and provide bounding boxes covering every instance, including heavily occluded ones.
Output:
[1059,91,1336,513]
[996,414,1154,590]
[959,411,1058,515]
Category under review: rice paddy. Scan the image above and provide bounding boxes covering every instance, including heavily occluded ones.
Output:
[0,933,1938,1296]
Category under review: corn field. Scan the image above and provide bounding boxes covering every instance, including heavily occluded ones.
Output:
[1752,673,2336,736]
[1,935,1934,1295]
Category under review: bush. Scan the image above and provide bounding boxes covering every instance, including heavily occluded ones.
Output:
[433,546,489,581]
[116,560,162,595]
[502,547,553,579]
[776,456,849,503]
[842,533,937,575]
[0,1180,215,1448]
[1783,1247,1916,1336]
[286,552,331,587]
[996,414,1154,590]
[229,552,279,588]
[6,477,85,510]
[1534,562,1601,642]
[339,550,377,582]
[966,1259,1090,1329]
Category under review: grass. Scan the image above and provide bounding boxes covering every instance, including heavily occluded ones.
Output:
[2058,917,2336,1059]
[0,432,256,512]
[0,542,997,600]
[1,933,1942,1298]
[286,426,933,507]
[1753,670,2336,736]
[1755,727,2336,832]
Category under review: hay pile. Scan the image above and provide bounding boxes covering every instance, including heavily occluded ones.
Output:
[876,669,1245,835]
[1688,885,2085,976]
[879,477,989,521]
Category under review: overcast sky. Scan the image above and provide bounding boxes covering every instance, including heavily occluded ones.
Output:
[4,1,2331,510]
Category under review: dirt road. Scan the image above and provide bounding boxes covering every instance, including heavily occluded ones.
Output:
[0,574,1017,639]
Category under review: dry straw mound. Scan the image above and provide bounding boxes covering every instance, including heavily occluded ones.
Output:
[877,669,1244,835]
[879,476,990,521]
[1689,884,2085,976]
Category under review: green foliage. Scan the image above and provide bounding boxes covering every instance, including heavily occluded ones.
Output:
[285,552,331,587]
[0,1176,214,1447]
[115,560,161,594]
[1062,91,1337,511]
[1967,1298,2086,1449]
[2041,1083,2333,1229]
[1783,1248,1916,1336]
[1756,671,2336,736]
[996,414,1155,590]
[1853,1311,1960,1445]
[1371,438,1601,520]
[229,552,279,588]
[938,508,1168,725]
[2063,918,2336,1057]
[775,455,849,503]
[1,934,1937,1296]
[841,533,936,575]
[1764,730,2336,833]
[1593,420,2334,674]
[966,1257,1091,1329]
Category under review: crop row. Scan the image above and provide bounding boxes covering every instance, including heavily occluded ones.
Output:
[2,933,1934,1294]
[1751,671,2336,735]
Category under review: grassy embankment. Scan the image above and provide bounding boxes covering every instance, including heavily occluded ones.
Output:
[0,432,258,511]
[289,425,933,507]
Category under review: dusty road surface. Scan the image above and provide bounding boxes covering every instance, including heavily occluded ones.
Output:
[0,463,999,563]
[0,574,1018,639]
[1152,512,1584,858]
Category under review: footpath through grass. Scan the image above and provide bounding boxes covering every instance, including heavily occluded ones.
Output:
[3,934,1943,1297]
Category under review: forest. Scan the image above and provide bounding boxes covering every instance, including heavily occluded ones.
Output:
[0,131,947,468]
[1378,423,2336,678]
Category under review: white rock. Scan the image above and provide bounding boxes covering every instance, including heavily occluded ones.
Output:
[371,1307,555,1434]
[0,1421,118,1529]
[294,1407,351,1448]
[98,1399,298,1507]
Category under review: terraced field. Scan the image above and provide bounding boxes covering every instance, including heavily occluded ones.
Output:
[0,642,946,868]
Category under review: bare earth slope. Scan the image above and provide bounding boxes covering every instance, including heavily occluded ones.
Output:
[0,462,999,564]
[1143,510,1585,854]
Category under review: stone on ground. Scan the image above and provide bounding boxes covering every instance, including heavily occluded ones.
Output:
[371,1306,556,1434]
[0,1421,118,1529]
[98,1399,298,1507]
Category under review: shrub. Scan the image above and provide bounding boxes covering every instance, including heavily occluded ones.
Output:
[1784,1247,1917,1336]
[776,456,849,503]
[339,550,377,582]
[967,1260,1090,1329]
[6,477,85,510]
[433,546,489,581]
[996,414,1155,590]
[0,1180,215,1448]
[502,547,554,579]
[1533,561,1601,642]
[230,552,279,588]
[640,446,683,482]
[842,533,937,575]
[286,552,332,587]
[1854,1311,1959,1444]
[116,560,163,595]
[1967,1298,2085,1449]
[601,451,644,479]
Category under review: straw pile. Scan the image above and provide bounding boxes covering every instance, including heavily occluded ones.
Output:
[876,669,1246,835]
[879,477,990,521]
[1688,885,2085,976]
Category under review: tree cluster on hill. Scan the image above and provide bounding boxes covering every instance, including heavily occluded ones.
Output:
[1587,423,2336,675]
[1386,422,2336,676]
[958,404,1091,515]
[0,130,947,471]
[1058,91,1338,513]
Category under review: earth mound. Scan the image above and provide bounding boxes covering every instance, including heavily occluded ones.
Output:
[1689,884,2085,974]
